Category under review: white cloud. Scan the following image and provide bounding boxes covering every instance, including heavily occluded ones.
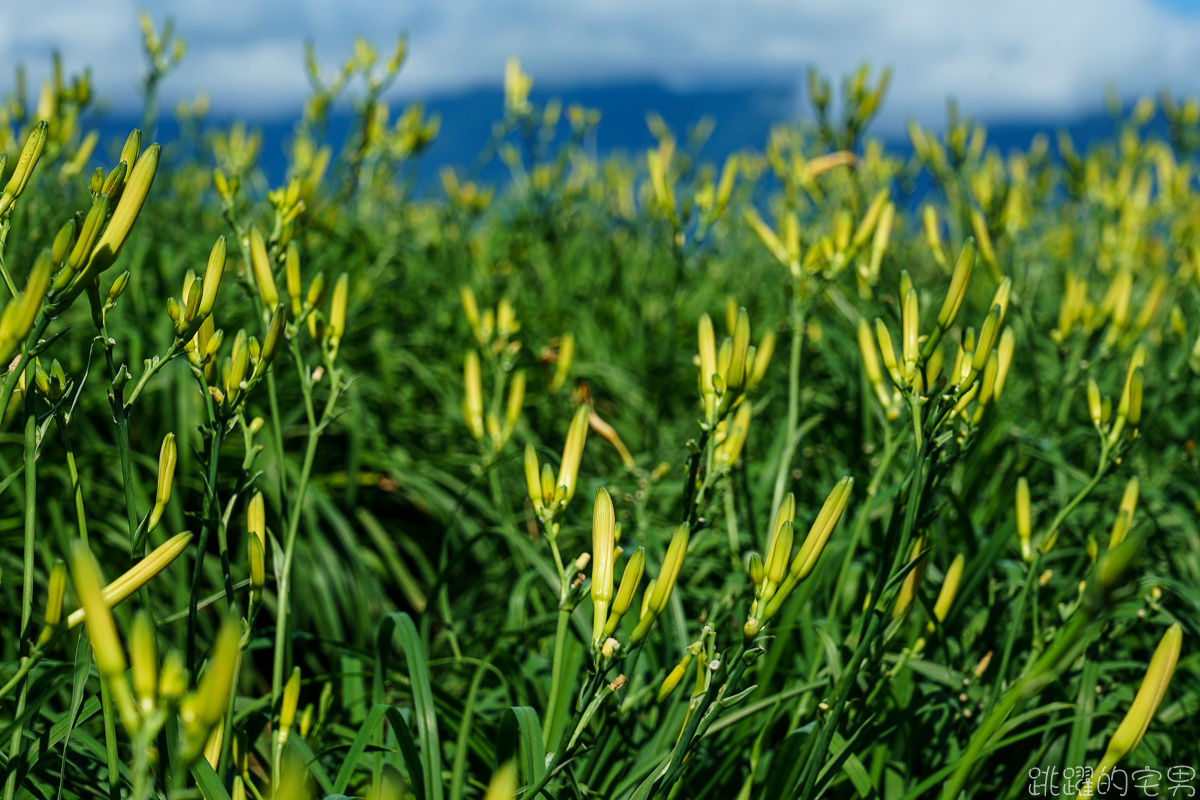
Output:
[3,0,1200,129]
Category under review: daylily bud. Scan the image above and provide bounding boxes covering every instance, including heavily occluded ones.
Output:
[591,488,616,644]
[199,236,226,318]
[463,351,484,440]
[556,404,590,504]
[248,225,279,308]
[38,560,67,646]
[604,546,645,637]
[1016,478,1032,561]
[148,432,176,532]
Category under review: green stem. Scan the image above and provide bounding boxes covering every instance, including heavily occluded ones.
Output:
[98,679,122,800]
[542,605,573,750]
[772,300,808,515]
[2,355,39,800]
[271,350,340,710]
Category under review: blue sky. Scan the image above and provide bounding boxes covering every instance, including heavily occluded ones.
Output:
[4,0,1200,132]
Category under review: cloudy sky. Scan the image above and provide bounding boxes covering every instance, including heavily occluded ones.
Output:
[4,0,1200,132]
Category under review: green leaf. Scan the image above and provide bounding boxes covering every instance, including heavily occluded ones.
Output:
[496,707,545,789]
[333,703,389,794]
[192,758,233,800]
[378,613,443,800]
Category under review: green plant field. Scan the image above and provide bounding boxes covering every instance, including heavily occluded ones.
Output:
[0,19,1197,800]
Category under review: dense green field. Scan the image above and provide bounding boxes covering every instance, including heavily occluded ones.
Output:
[1,24,1197,800]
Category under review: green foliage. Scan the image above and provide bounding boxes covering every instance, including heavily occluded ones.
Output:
[0,22,1197,800]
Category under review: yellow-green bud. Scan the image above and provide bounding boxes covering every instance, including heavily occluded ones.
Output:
[1081,623,1182,798]
[130,611,158,712]
[550,332,574,392]
[285,242,302,317]
[1016,478,1032,561]
[71,542,126,678]
[727,307,750,393]
[52,219,77,264]
[279,666,301,745]
[524,445,544,513]
[38,560,67,646]
[67,533,194,630]
[199,236,226,318]
[746,329,775,390]
[631,524,689,643]
[463,351,484,440]
[0,121,49,216]
[927,554,965,631]
[148,432,176,532]
[120,129,142,170]
[875,319,903,386]
[791,476,853,581]
[502,370,525,444]
[937,239,976,330]
[329,272,349,341]
[591,488,616,644]
[657,652,694,702]
[557,404,590,504]
[248,225,279,309]
[74,143,160,288]
[101,161,128,198]
[604,546,645,637]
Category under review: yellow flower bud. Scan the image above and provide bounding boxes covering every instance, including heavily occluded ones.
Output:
[713,402,751,471]
[524,445,544,513]
[990,276,1013,326]
[282,242,303,319]
[463,351,484,440]
[550,332,574,392]
[73,143,160,290]
[556,404,590,505]
[858,318,884,387]
[70,542,126,679]
[698,313,717,401]
[727,307,750,393]
[248,491,266,548]
[120,129,142,170]
[248,534,265,603]
[1108,477,1139,549]
[62,533,187,632]
[604,546,645,637]
[329,272,349,343]
[57,195,109,293]
[657,652,694,702]
[902,288,920,381]
[501,370,525,444]
[52,218,77,264]
[248,225,279,309]
[875,319,903,386]
[279,666,301,745]
[892,536,927,618]
[1016,478,1033,561]
[937,239,976,331]
[631,524,689,643]
[130,611,158,712]
[199,236,226,319]
[591,488,616,643]
[1087,378,1103,427]
[485,761,518,800]
[38,560,67,646]
[1081,624,1182,798]
[926,554,965,631]
[0,121,49,216]
[763,520,793,595]
[746,329,775,390]
[790,476,853,582]
[13,251,52,342]
[971,306,1002,375]
[147,432,176,533]
[183,619,240,743]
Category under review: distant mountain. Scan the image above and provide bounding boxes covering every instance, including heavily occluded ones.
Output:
[93,81,1150,191]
